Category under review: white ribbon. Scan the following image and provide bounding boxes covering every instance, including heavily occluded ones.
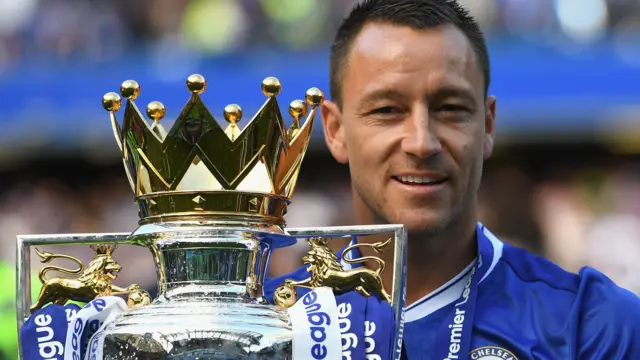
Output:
[63,297,127,360]
[289,287,343,360]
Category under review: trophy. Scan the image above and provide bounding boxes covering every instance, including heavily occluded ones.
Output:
[16,74,407,359]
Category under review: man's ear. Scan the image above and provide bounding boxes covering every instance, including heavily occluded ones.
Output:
[483,95,496,160]
[321,100,349,164]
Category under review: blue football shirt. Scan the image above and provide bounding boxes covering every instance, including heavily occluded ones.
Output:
[265,223,640,359]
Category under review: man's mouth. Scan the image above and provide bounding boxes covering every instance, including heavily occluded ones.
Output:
[393,175,447,186]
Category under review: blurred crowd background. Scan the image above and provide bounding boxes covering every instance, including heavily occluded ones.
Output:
[0,0,640,358]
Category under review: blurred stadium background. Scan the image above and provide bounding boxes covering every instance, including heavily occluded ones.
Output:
[1,0,640,357]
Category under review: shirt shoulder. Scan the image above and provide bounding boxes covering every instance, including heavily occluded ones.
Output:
[488,242,640,359]
[498,241,581,293]
[573,266,640,359]
[499,241,640,306]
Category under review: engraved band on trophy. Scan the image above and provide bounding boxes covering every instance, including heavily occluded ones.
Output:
[15,75,408,359]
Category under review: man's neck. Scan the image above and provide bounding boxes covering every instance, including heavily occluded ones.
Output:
[351,204,478,306]
[355,220,477,306]
[403,221,477,305]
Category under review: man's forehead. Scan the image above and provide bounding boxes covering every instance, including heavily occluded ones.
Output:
[342,23,482,95]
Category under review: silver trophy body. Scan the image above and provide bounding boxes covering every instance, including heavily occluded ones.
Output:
[16,75,408,359]
[96,221,294,359]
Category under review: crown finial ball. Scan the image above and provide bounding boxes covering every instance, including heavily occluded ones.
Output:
[289,100,308,120]
[102,92,122,112]
[187,74,206,94]
[120,80,140,100]
[261,77,282,97]
[223,104,243,124]
[305,87,324,107]
[146,101,166,121]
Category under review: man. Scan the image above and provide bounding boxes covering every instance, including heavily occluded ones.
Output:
[266,0,640,358]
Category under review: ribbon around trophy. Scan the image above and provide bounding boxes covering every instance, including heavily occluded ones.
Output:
[20,290,396,360]
[20,297,127,360]
[287,287,396,360]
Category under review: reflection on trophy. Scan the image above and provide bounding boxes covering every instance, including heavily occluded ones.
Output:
[16,74,407,359]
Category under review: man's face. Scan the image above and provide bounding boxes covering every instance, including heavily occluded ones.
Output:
[322,23,496,234]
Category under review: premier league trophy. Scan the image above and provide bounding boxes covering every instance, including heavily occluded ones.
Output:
[16,75,407,359]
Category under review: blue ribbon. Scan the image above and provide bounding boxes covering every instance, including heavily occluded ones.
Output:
[433,225,494,360]
[20,304,80,360]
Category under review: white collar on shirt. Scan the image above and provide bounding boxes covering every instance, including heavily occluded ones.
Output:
[404,227,504,323]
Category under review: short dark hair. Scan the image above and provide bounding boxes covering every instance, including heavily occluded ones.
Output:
[329,0,491,106]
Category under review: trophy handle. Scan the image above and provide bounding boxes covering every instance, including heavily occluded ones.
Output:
[285,224,408,358]
[15,232,132,332]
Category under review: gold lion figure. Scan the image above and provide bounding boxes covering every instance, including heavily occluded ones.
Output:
[30,244,142,314]
[274,237,392,307]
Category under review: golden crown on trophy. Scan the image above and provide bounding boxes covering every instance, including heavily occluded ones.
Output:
[101,74,324,225]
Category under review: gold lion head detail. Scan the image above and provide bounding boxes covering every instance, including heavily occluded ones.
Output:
[301,238,344,275]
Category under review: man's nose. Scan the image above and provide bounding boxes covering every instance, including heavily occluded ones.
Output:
[400,108,442,159]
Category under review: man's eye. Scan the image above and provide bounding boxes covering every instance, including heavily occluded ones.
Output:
[369,106,398,115]
[439,104,468,112]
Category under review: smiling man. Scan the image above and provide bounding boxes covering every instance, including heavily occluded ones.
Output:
[266,0,640,359]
